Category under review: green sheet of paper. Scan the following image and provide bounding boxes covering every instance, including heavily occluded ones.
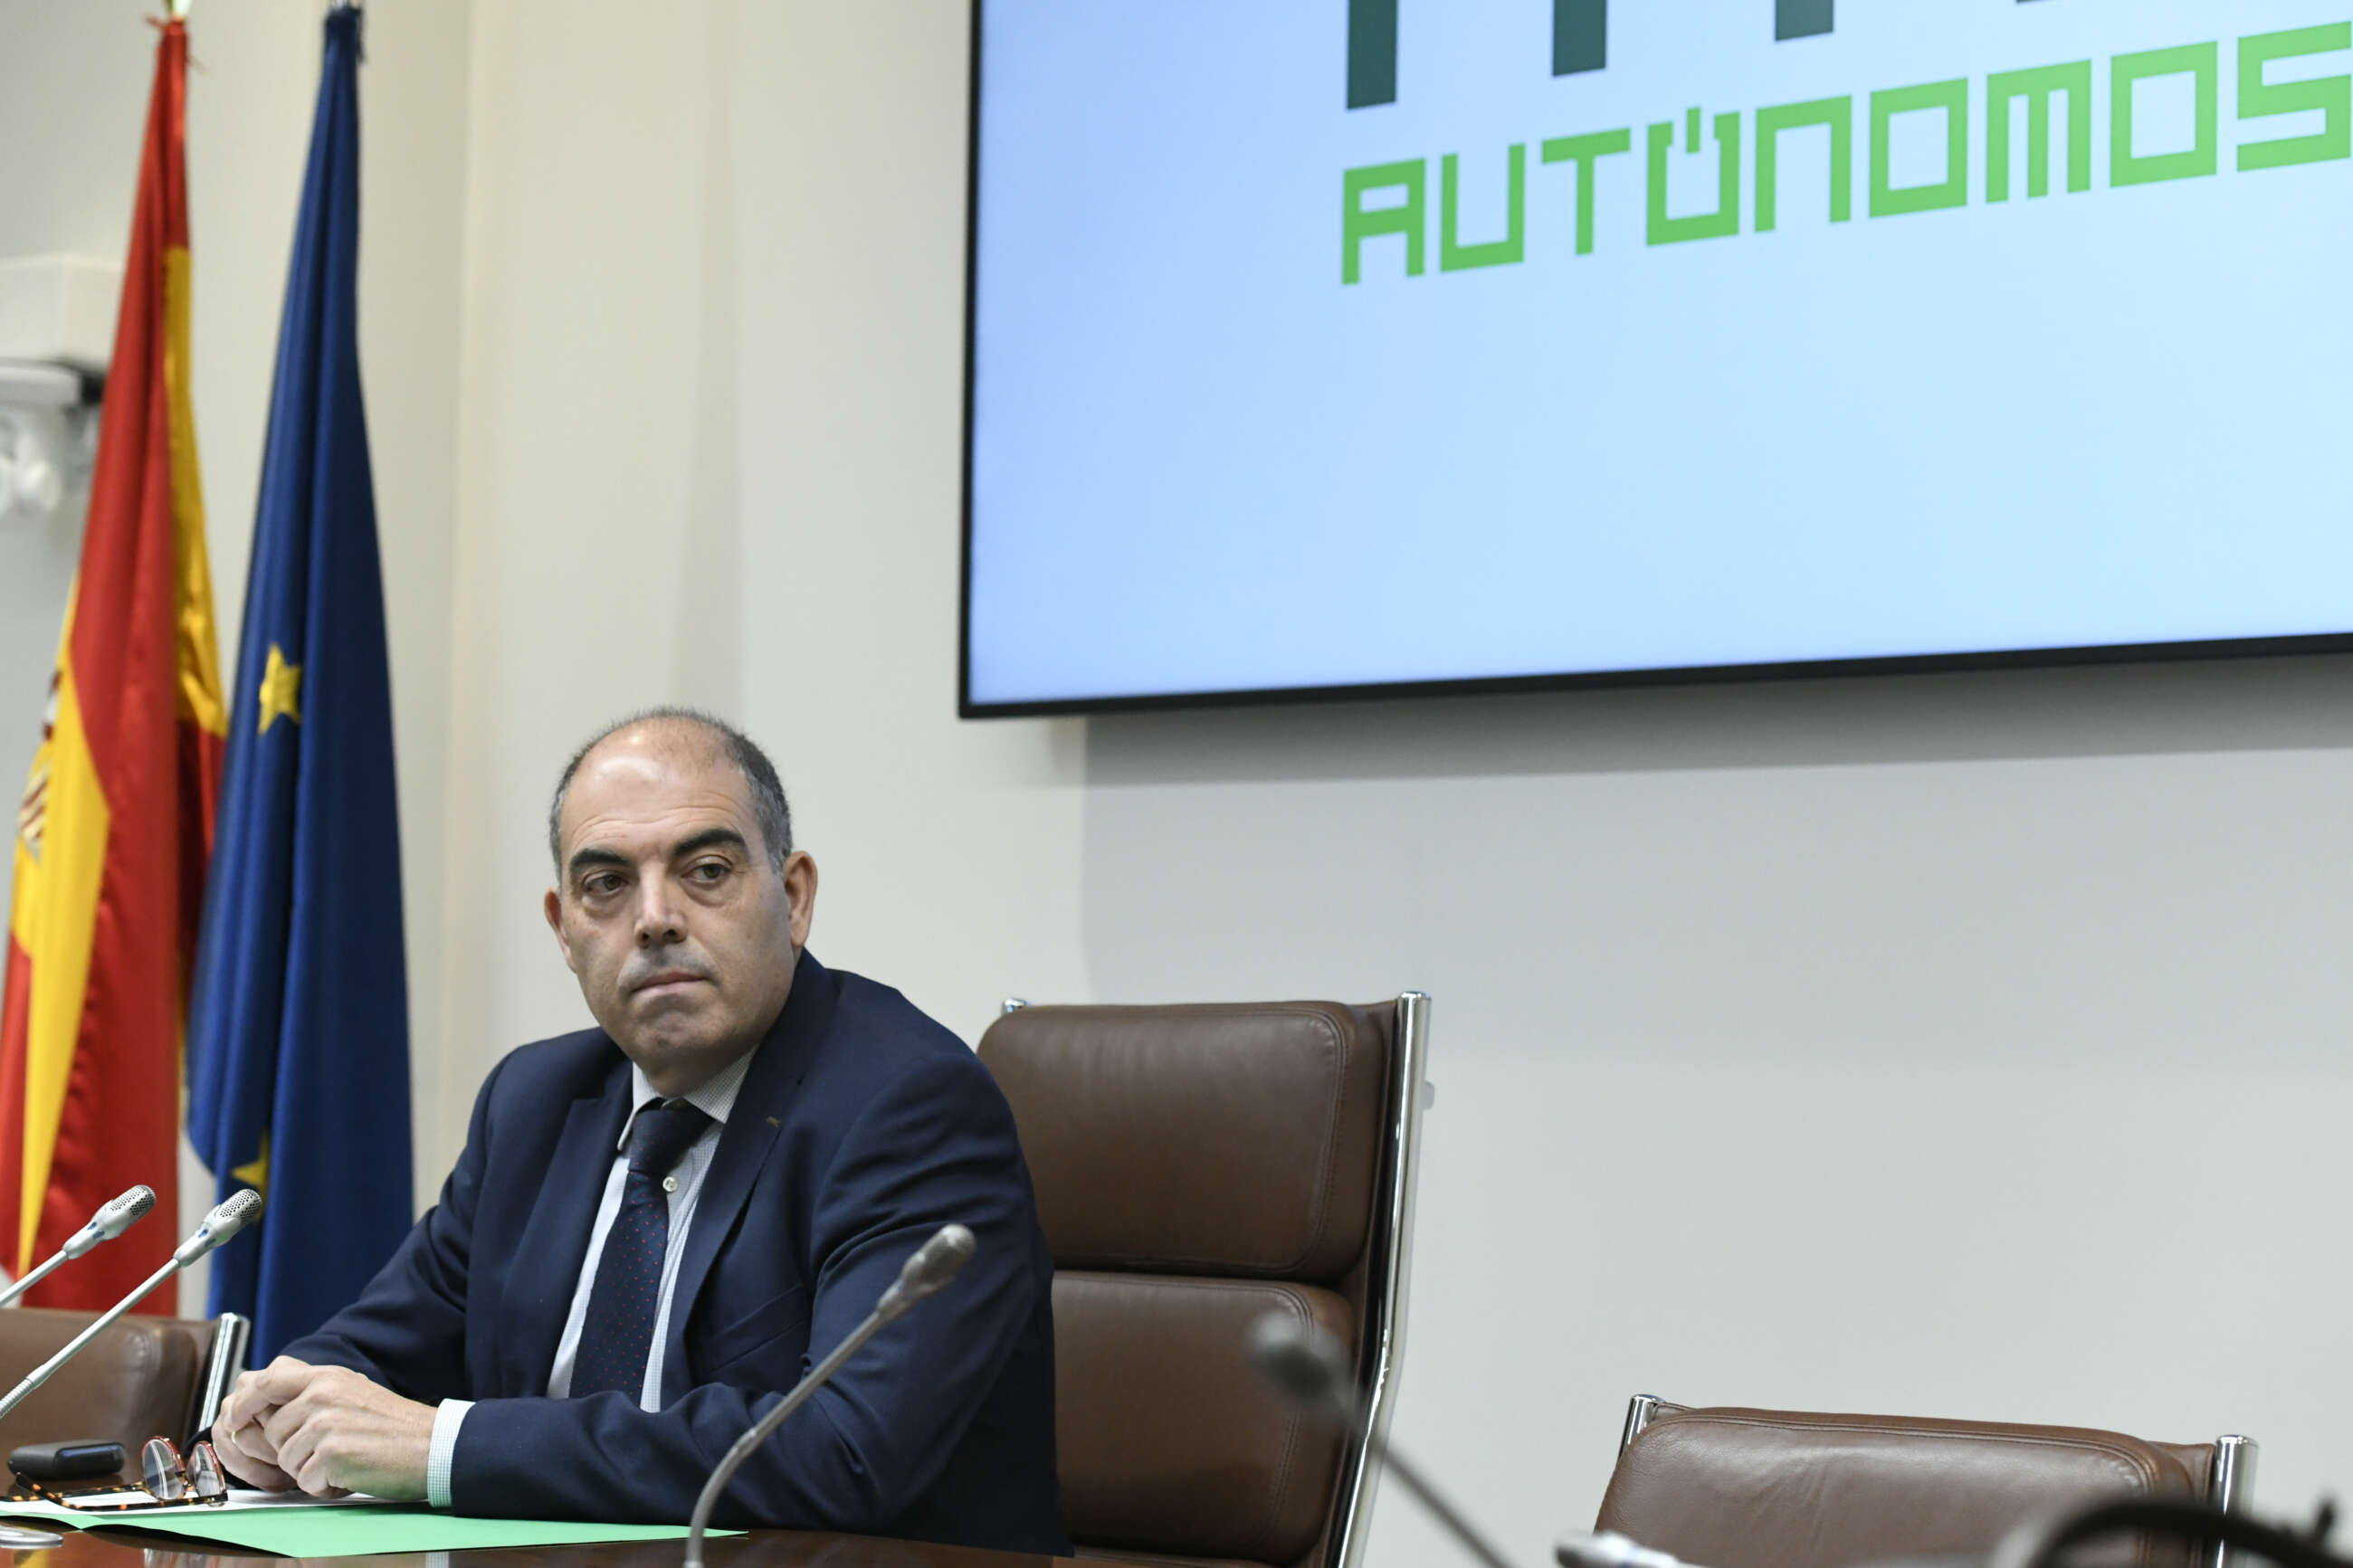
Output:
[0,1498,740,1557]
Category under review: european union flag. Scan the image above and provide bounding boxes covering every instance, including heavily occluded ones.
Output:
[186,5,411,1361]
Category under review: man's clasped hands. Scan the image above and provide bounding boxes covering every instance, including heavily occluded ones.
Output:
[212,1356,439,1500]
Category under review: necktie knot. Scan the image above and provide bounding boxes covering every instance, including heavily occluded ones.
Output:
[626,1099,711,1179]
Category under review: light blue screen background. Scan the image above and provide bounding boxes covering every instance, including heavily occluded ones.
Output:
[966,0,2349,707]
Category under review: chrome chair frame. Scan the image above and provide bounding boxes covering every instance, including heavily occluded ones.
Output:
[999,992,1434,1568]
[189,1313,251,1445]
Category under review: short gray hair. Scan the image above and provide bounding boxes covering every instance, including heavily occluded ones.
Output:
[548,707,793,873]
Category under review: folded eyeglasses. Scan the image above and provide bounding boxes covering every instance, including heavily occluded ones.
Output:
[12,1438,229,1510]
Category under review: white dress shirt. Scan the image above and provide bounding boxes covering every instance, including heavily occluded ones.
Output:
[424,1045,757,1508]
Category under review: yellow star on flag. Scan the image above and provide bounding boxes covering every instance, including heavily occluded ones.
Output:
[257,644,303,734]
[232,1135,270,1203]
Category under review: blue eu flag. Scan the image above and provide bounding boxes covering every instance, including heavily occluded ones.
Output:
[186,5,411,1360]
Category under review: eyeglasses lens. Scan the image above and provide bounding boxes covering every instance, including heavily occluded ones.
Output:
[185,1440,227,1503]
[139,1437,186,1503]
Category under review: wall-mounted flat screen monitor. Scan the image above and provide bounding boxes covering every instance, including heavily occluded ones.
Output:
[961,0,2349,715]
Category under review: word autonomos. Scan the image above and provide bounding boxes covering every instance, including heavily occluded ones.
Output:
[1341,24,2348,283]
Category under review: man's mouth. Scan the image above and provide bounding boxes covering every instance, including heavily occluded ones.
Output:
[632,970,708,998]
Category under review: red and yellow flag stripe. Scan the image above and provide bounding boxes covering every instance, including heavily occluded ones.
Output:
[0,17,224,1309]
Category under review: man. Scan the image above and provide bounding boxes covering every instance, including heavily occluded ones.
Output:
[213,710,1066,1554]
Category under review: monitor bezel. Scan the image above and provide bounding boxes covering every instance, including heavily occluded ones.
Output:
[954,0,2353,719]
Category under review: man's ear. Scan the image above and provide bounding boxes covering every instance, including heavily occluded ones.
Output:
[543,888,580,974]
[783,851,818,950]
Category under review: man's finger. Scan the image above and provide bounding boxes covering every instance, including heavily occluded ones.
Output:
[213,1424,295,1492]
[258,1373,338,1452]
[220,1389,281,1440]
[218,1367,284,1433]
[275,1416,323,1490]
[217,1405,283,1469]
[218,1372,252,1428]
[240,1355,322,1407]
[231,1358,318,1440]
[224,1455,294,1491]
[291,1434,342,1499]
[261,1390,324,1456]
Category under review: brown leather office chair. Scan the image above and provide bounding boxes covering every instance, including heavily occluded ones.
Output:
[0,1309,249,1478]
[977,994,1433,1568]
[1594,1396,2256,1568]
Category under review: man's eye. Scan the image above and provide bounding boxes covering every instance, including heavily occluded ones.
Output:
[583,875,623,897]
[688,862,729,884]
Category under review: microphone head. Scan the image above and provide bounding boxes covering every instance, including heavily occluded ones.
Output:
[173,1189,262,1268]
[61,1185,157,1259]
[874,1224,976,1321]
[1246,1311,1359,1426]
[899,1223,976,1298]
[102,1189,156,1240]
[207,1188,263,1240]
[98,1185,157,1238]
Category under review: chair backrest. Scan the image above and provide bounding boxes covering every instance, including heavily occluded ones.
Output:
[978,995,1431,1568]
[0,1308,249,1478]
[1597,1398,2256,1568]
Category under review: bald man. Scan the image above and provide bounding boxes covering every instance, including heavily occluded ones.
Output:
[211,709,1066,1554]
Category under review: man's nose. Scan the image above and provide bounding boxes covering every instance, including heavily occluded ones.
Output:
[634,877,686,947]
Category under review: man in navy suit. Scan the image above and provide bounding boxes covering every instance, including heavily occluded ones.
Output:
[213,710,1067,1555]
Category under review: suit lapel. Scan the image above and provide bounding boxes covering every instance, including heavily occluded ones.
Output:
[501,1054,634,1396]
[661,948,836,1401]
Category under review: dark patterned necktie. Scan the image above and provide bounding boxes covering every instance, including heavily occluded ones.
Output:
[569,1098,714,1400]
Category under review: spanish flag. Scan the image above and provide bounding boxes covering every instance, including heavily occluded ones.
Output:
[0,16,225,1310]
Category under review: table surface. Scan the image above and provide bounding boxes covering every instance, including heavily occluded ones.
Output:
[37,1525,1064,1568]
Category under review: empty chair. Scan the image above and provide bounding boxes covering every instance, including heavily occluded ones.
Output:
[0,1308,249,1479]
[1595,1396,2254,1568]
[977,995,1432,1568]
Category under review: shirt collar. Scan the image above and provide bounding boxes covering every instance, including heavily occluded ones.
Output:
[617,1041,757,1151]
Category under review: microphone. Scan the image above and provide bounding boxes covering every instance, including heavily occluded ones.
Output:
[0,1189,261,1423]
[1245,1311,1529,1568]
[1246,1310,1359,1423]
[682,1223,976,1568]
[174,1189,264,1268]
[0,1185,157,1307]
[1556,1533,1705,1568]
[873,1223,977,1322]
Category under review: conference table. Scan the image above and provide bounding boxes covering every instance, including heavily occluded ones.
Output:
[33,1528,1054,1568]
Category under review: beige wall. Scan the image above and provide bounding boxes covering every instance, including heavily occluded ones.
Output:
[8,4,2353,1563]
[432,0,1091,1185]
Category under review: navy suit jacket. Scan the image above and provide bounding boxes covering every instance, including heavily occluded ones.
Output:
[281,951,1068,1555]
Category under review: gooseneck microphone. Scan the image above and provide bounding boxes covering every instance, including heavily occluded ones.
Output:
[0,1185,157,1307]
[1247,1312,1529,1568]
[0,1189,262,1423]
[681,1223,977,1568]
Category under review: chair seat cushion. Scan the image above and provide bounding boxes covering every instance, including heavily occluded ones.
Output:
[1056,1273,1353,1564]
